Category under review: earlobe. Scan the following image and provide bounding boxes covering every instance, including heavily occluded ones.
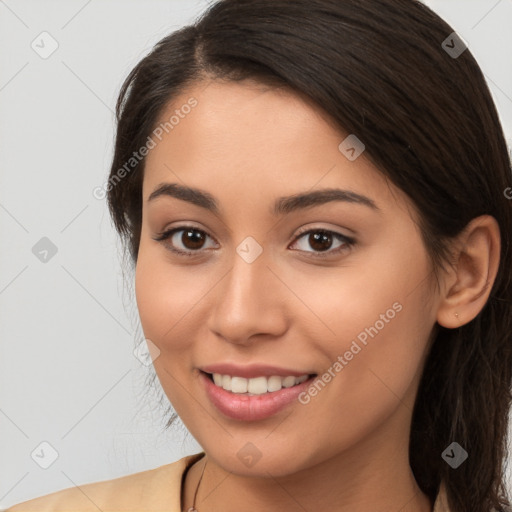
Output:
[436,215,501,329]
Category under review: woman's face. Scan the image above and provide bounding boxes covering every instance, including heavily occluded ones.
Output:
[135,79,440,476]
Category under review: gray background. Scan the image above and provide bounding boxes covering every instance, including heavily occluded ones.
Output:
[1,0,511,508]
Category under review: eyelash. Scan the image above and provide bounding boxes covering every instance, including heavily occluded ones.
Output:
[153,225,356,259]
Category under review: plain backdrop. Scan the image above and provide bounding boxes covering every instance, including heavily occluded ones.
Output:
[1,0,511,508]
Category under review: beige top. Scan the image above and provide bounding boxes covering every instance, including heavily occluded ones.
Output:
[5,451,451,511]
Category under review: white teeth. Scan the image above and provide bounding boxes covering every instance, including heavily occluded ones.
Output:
[296,374,308,384]
[282,376,296,388]
[231,376,248,393]
[211,373,311,394]
[267,375,283,392]
[247,376,267,394]
[222,375,231,390]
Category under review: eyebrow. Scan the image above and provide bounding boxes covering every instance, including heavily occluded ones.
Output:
[147,182,380,215]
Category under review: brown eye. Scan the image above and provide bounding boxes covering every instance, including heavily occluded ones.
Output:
[180,229,207,250]
[153,226,218,255]
[308,231,334,252]
[290,228,355,258]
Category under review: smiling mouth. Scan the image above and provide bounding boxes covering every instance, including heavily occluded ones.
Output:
[201,370,317,396]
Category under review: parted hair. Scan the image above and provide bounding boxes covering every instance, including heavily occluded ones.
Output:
[106,1,512,511]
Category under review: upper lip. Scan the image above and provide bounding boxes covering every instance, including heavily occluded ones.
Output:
[200,363,315,379]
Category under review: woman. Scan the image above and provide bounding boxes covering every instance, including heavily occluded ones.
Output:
[7,0,512,511]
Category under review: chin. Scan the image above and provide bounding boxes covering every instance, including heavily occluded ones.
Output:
[204,439,317,478]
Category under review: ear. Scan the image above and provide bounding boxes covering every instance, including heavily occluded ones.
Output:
[436,215,501,329]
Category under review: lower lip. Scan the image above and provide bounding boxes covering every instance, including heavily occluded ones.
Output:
[200,371,316,421]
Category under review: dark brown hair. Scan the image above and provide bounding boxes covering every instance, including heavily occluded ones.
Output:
[106,1,512,510]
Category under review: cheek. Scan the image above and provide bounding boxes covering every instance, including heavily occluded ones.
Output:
[311,251,433,427]
[134,245,206,410]
[293,237,434,394]
[134,243,218,355]
[135,244,188,347]
[135,253,167,339]
[317,303,432,451]
[283,232,434,344]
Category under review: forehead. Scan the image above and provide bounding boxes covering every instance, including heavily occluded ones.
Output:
[141,79,407,217]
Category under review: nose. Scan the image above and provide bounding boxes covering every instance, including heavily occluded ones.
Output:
[207,249,288,346]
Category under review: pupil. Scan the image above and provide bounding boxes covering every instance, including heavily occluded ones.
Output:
[310,231,332,251]
[183,229,204,249]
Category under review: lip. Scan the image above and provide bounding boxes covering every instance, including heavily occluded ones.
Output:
[200,362,313,379]
[200,370,317,421]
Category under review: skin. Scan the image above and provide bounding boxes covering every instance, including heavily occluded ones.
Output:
[135,79,500,512]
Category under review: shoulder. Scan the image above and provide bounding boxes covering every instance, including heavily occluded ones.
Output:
[4,452,205,512]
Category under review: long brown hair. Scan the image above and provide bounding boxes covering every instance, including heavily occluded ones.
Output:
[106,1,512,510]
